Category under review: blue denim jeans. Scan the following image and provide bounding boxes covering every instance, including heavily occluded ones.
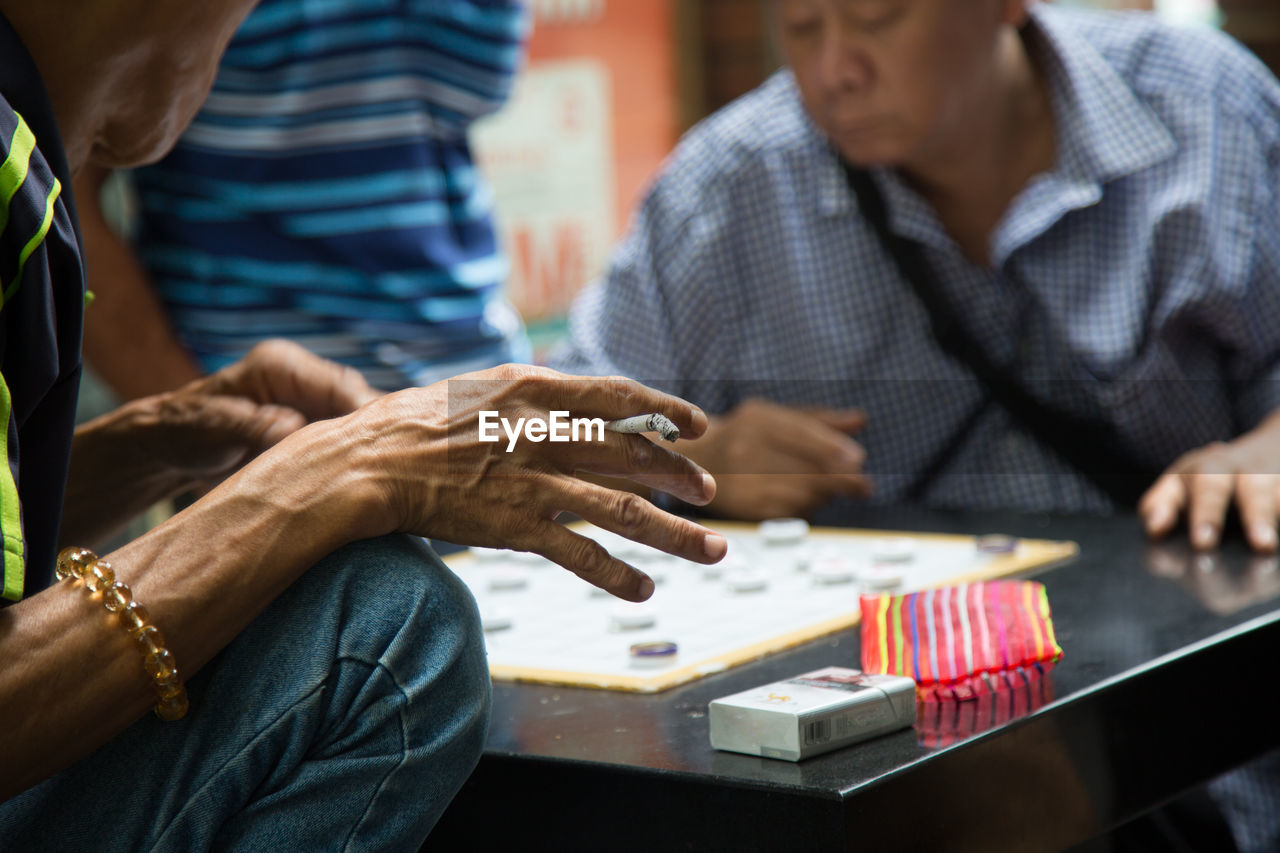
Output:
[0,535,491,852]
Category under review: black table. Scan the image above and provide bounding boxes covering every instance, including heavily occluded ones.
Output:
[426,509,1280,851]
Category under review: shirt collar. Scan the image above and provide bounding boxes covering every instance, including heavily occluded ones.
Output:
[1029,5,1177,187]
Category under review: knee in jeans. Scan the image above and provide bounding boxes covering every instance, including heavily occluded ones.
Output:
[312,535,491,738]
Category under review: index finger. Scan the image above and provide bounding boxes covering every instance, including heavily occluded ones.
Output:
[520,522,657,601]
[767,412,867,474]
[1186,472,1235,550]
[801,407,869,435]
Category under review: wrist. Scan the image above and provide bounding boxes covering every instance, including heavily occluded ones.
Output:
[233,416,395,549]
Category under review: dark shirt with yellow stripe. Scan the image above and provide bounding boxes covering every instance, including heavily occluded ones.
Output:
[0,10,86,606]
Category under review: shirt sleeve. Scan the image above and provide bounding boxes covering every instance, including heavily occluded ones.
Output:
[548,143,731,404]
[0,107,28,602]
[0,368,24,602]
[1230,74,1280,432]
[548,190,693,391]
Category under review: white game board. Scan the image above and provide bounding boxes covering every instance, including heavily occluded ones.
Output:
[445,521,1077,692]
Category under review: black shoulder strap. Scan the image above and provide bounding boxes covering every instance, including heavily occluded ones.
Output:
[844,164,1154,507]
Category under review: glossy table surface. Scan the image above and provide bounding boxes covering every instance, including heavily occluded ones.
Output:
[426,508,1280,852]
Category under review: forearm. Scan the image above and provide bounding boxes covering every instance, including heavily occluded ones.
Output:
[76,167,202,400]
[2,417,387,799]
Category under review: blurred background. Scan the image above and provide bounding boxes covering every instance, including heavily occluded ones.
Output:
[471,0,1276,356]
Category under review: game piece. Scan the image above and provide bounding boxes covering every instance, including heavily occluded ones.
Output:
[629,641,679,668]
[810,559,856,585]
[975,534,1018,554]
[857,564,904,590]
[725,569,769,593]
[488,570,529,592]
[610,604,658,631]
[759,518,810,546]
[794,544,837,573]
[709,667,916,761]
[479,608,514,633]
[870,537,916,564]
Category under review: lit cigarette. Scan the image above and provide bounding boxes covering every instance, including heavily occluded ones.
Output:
[604,413,680,442]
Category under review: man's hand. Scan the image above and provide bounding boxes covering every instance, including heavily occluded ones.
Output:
[677,398,873,521]
[1140,411,1280,553]
[340,365,725,601]
[121,339,378,486]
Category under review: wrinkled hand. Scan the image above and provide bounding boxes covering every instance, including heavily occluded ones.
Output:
[347,365,725,600]
[679,398,873,521]
[138,339,378,485]
[1140,414,1280,552]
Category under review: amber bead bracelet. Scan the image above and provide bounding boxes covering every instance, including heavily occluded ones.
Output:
[55,546,189,721]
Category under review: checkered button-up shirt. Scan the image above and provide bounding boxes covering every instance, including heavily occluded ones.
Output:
[553,6,1280,513]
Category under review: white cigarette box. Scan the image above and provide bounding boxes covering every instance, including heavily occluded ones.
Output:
[709,667,917,761]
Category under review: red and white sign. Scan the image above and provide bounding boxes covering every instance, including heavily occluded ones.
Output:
[473,1,678,327]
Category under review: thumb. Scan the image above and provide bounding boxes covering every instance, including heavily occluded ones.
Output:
[804,408,869,434]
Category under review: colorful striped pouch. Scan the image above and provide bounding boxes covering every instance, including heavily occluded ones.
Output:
[917,669,1055,747]
[859,580,1063,700]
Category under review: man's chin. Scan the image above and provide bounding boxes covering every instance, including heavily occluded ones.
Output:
[830,136,904,169]
[90,128,180,170]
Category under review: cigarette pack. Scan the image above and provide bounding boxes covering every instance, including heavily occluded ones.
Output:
[709,666,916,761]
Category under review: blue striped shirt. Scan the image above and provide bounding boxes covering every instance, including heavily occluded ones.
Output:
[132,0,531,390]
[553,6,1280,514]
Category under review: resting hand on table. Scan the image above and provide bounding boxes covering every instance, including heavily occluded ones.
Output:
[678,398,873,521]
[1140,410,1280,553]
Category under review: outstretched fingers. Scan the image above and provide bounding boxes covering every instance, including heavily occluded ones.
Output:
[558,432,716,506]
[551,477,728,566]
[507,521,655,601]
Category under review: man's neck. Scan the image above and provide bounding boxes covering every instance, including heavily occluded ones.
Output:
[901,27,1056,214]
[894,26,1056,266]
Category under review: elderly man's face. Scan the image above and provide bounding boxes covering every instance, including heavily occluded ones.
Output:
[89,0,259,168]
[775,0,1028,167]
